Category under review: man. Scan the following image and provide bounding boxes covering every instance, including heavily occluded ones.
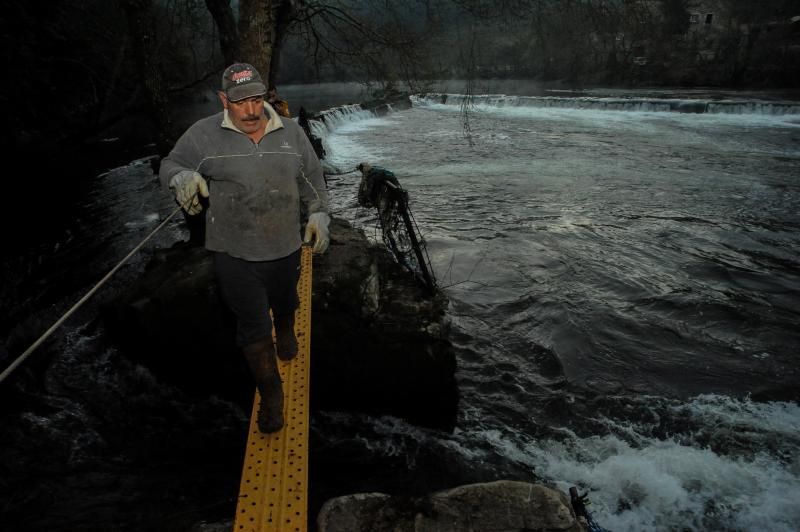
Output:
[267,84,291,118]
[159,62,330,434]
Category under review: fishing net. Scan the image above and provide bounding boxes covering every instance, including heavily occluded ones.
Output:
[357,166,437,294]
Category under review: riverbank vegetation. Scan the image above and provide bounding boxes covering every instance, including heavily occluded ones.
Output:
[4,1,798,162]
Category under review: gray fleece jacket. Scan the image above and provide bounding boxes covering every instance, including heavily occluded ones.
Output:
[159,103,328,261]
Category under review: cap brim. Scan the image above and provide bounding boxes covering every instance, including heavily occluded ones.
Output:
[226,82,267,102]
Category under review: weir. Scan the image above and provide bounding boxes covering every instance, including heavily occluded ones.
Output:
[413,93,800,115]
[309,103,375,141]
[233,246,313,532]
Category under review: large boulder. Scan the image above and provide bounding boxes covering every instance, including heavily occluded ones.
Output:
[316,480,587,532]
[101,242,249,401]
[311,217,456,429]
[101,217,457,429]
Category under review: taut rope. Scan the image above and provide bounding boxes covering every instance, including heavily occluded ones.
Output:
[0,205,185,384]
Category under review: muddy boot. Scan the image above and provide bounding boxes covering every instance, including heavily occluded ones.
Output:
[257,372,284,433]
[242,337,284,433]
[274,312,298,361]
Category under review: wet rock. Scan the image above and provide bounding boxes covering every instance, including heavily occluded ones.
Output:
[316,480,586,532]
[101,217,457,429]
[311,217,457,430]
[101,242,249,403]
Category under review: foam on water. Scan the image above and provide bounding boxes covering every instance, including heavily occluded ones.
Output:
[123,212,160,229]
[310,104,397,170]
[533,435,799,531]
[310,97,800,532]
[315,398,799,532]
[314,391,800,531]
[359,397,800,531]
[683,394,800,438]
[439,394,799,532]
[413,93,800,117]
[313,104,384,134]
[414,97,800,133]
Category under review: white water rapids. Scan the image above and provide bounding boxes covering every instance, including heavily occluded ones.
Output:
[2,85,798,532]
[311,92,800,532]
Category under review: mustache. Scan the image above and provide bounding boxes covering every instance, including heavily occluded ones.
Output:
[242,115,260,121]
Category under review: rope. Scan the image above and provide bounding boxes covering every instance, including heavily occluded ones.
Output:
[0,204,185,384]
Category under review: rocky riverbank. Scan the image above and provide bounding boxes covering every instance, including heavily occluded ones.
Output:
[317,480,587,532]
[101,215,457,428]
[100,214,589,531]
[98,95,589,530]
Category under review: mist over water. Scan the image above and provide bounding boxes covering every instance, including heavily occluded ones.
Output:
[315,92,800,531]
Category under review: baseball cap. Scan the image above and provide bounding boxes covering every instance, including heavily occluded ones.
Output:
[221,63,267,102]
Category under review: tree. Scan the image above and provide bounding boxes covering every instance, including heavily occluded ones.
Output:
[121,0,173,156]
[110,0,429,149]
[204,0,239,65]
[204,1,433,88]
[660,0,690,35]
[235,0,290,84]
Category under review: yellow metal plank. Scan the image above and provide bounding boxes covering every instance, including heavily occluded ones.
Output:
[234,246,313,532]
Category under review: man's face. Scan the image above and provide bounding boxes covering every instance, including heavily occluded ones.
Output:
[220,93,266,134]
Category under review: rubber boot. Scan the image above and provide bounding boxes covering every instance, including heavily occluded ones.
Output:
[274,312,298,361]
[242,337,284,433]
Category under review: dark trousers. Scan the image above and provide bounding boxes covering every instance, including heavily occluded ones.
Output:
[213,249,301,347]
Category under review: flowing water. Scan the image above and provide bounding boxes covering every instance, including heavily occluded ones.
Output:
[1,86,799,531]
[312,92,800,531]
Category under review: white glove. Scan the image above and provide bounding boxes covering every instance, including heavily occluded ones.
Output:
[304,212,330,254]
[169,170,209,215]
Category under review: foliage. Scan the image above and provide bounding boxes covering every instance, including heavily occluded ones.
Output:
[1,1,129,144]
[440,0,800,86]
[3,0,798,155]
[275,1,441,89]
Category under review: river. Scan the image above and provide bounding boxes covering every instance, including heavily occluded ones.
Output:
[1,83,799,531]
[313,88,800,531]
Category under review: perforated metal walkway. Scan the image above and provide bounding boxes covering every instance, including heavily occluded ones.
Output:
[234,246,313,532]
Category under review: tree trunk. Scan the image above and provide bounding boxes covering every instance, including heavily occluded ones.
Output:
[120,0,173,155]
[238,0,287,79]
[205,0,239,65]
[267,0,297,86]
